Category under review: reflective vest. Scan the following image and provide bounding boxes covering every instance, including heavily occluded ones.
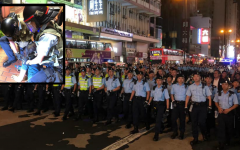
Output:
[86,73,92,78]
[121,75,125,82]
[105,74,109,78]
[92,76,102,88]
[79,75,89,90]
[65,76,73,88]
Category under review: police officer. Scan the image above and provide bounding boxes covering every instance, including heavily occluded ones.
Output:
[121,68,129,83]
[25,84,36,113]
[52,83,61,117]
[86,65,93,78]
[120,69,136,128]
[23,6,63,82]
[185,72,212,145]
[9,84,23,112]
[205,74,217,137]
[214,80,238,150]
[75,67,92,121]
[1,12,32,67]
[1,84,13,111]
[147,71,156,90]
[148,76,170,141]
[170,74,188,139]
[104,67,121,125]
[33,84,46,115]
[92,66,105,123]
[61,66,77,120]
[129,71,150,134]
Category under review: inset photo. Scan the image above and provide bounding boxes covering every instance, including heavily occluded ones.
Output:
[0,5,64,83]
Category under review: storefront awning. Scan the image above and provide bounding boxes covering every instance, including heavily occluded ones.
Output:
[133,34,159,43]
[100,33,132,42]
[48,0,82,9]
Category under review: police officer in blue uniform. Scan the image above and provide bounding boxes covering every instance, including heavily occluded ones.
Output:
[104,67,121,125]
[120,69,136,128]
[214,79,238,150]
[75,67,92,121]
[147,70,156,90]
[148,76,170,141]
[129,71,150,134]
[1,84,13,111]
[205,74,217,137]
[185,72,212,145]
[25,84,36,113]
[170,74,188,139]
[61,66,77,120]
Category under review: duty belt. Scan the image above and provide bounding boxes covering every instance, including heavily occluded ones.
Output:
[135,96,145,99]
[80,90,89,93]
[64,89,72,92]
[175,100,185,105]
[124,93,131,96]
[191,101,206,106]
[153,101,165,105]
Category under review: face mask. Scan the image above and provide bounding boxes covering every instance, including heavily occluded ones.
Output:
[26,21,38,33]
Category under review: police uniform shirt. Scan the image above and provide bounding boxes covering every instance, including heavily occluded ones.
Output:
[171,83,188,101]
[122,78,135,94]
[64,75,77,89]
[148,79,156,91]
[78,75,92,88]
[36,34,58,56]
[186,82,212,102]
[105,76,120,91]
[151,86,170,101]
[230,88,240,105]
[133,80,150,97]
[213,91,238,109]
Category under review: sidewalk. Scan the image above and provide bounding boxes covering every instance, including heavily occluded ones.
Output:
[0,48,23,82]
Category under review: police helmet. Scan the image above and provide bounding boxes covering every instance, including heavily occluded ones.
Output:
[1,17,19,37]
[23,6,59,27]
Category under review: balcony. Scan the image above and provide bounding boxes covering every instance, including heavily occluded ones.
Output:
[109,0,161,16]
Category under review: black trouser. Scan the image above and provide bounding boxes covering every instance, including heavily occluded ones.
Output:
[25,85,35,110]
[236,107,240,136]
[13,85,23,109]
[206,99,215,134]
[2,84,12,108]
[63,89,74,117]
[93,91,102,120]
[37,85,45,112]
[217,112,234,143]
[123,93,133,124]
[171,101,186,134]
[78,90,92,117]
[133,97,148,126]
[154,101,165,134]
[191,102,207,139]
[53,86,61,114]
[106,92,117,122]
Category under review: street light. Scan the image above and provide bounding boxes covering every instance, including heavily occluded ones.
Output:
[220,30,224,33]
[229,29,232,33]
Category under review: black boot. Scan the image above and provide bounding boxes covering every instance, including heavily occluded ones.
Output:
[217,142,225,150]
[171,132,178,139]
[33,111,41,116]
[145,122,150,130]
[130,126,139,134]
[190,138,198,145]
[9,107,15,112]
[105,120,112,126]
[1,106,8,111]
[179,132,184,140]
[54,112,60,117]
[27,109,34,113]
[125,123,131,129]
[153,133,159,141]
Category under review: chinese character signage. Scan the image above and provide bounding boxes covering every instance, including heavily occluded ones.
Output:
[87,0,107,22]
[89,0,103,15]
[65,5,83,24]
[200,28,210,44]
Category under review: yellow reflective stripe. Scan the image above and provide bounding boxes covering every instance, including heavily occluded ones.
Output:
[65,76,73,87]
[79,76,88,90]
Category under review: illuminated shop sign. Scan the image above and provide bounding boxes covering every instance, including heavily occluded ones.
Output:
[198,28,210,44]
[101,28,133,38]
[89,0,103,15]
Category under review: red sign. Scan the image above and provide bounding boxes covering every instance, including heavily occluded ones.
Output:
[200,28,210,44]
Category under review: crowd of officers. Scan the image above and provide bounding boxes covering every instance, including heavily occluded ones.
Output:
[1,63,240,149]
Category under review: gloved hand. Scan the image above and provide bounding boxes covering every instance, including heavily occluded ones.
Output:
[165,109,170,116]
[15,53,22,60]
[208,106,212,114]
[46,90,50,95]
[143,101,150,108]
[184,107,188,115]
[88,93,93,100]
[119,93,122,98]
[129,100,132,106]
[92,88,97,94]
[71,92,75,98]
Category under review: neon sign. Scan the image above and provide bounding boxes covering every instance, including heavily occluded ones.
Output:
[89,0,103,15]
[200,28,209,44]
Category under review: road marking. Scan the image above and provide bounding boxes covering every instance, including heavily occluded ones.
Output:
[102,126,154,150]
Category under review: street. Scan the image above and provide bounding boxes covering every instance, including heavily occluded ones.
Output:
[0,100,240,150]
